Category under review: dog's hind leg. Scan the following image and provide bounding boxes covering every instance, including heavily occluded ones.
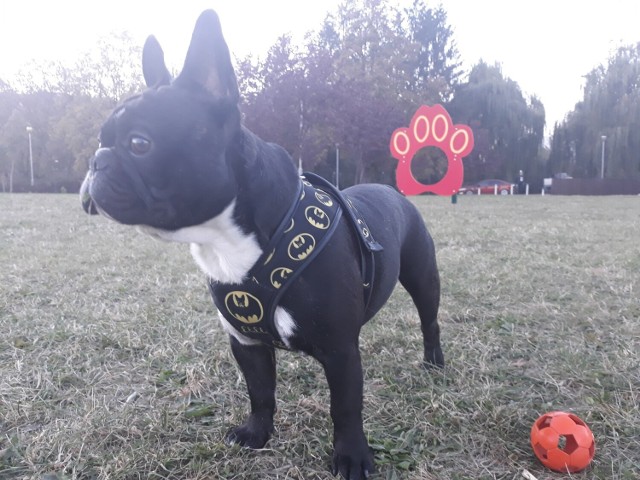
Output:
[225,338,277,448]
[398,222,444,369]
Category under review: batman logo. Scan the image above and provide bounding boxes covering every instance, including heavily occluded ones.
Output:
[270,267,293,289]
[305,206,330,230]
[224,291,264,324]
[315,190,334,207]
[288,233,316,261]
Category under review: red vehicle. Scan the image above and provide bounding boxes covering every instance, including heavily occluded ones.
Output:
[458,179,516,195]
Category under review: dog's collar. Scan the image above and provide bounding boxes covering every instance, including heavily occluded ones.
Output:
[209,174,381,349]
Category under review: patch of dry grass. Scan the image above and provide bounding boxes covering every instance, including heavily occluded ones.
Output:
[1,193,638,479]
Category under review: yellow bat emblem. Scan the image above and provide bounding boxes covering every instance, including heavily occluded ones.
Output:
[288,233,316,261]
[224,291,264,324]
[305,206,330,229]
[270,267,293,289]
[315,190,334,206]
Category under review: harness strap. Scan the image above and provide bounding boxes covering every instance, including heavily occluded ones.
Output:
[303,173,383,310]
[210,174,383,349]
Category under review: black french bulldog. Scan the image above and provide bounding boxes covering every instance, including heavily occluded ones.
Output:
[80,10,443,480]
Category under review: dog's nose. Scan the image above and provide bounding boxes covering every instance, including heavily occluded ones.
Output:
[91,148,112,172]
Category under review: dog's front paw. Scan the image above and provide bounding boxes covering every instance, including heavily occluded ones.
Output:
[424,346,445,369]
[225,415,273,449]
[332,436,375,480]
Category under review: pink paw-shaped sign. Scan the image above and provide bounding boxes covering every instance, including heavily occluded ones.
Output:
[390,105,474,196]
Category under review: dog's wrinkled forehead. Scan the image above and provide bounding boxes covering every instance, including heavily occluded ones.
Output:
[97,92,159,149]
[98,87,239,149]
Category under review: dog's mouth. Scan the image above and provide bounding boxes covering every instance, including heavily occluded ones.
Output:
[80,171,100,215]
[80,168,141,222]
[80,170,121,221]
[80,168,182,230]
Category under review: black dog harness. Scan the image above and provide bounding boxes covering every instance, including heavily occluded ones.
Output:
[209,173,382,349]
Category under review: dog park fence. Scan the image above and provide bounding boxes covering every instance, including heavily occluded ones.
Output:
[547,178,640,195]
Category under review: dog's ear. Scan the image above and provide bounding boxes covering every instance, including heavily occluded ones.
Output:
[177,10,239,102]
[142,36,172,88]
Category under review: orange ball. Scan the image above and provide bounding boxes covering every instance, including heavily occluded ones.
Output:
[530,411,595,473]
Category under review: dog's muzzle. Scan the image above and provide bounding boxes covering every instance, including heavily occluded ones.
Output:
[81,147,157,216]
[80,171,99,215]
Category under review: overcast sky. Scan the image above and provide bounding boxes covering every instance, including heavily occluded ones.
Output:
[1,0,639,133]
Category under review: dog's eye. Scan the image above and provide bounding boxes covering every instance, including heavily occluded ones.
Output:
[130,136,151,155]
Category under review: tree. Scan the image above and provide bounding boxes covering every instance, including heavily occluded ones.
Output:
[14,32,143,104]
[550,43,640,179]
[448,61,545,185]
[0,78,11,93]
[0,102,30,192]
[48,95,114,181]
[241,35,307,167]
[405,0,463,102]
[0,33,144,192]
[323,0,409,184]
[238,0,462,186]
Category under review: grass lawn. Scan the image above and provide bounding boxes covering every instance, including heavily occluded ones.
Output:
[1,193,638,479]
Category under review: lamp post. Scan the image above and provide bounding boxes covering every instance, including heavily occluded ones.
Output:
[26,126,34,186]
[600,135,606,179]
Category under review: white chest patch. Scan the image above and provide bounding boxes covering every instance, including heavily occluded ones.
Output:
[138,200,297,345]
[138,200,262,284]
